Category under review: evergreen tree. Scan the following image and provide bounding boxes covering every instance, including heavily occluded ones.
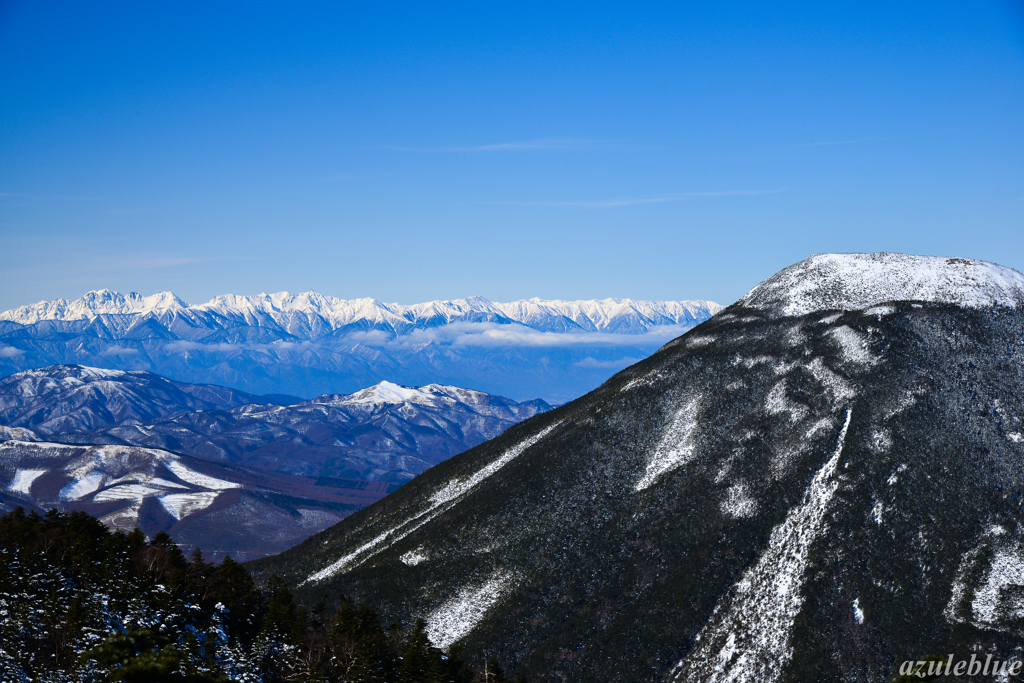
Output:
[0,507,525,683]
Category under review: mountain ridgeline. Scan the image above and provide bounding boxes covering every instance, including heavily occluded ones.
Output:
[250,254,1024,682]
[0,366,549,481]
[0,293,722,402]
[0,368,548,559]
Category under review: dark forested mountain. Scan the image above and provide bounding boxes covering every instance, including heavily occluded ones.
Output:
[250,253,1024,682]
[0,292,722,402]
[0,364,290,435]
[0,367,550,482]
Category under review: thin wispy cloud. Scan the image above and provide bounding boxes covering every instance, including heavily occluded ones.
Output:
[118,255,263,270]
[487,189,786,208]
[0,191,100,201]
[797,136,886,147]
[380,139,607,153]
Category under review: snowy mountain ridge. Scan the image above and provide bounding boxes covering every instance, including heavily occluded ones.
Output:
[741,252,1024,317]
[1,290,723,335]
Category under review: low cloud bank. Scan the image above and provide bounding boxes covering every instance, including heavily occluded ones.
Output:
[0,346,24,358]
[341,322,693,350]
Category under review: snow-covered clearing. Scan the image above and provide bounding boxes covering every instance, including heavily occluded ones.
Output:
[635,398,701,491]
[424,571,516,650]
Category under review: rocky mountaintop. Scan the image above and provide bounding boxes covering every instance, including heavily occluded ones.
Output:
[251,253,1024,682]
[741,252,1024,316]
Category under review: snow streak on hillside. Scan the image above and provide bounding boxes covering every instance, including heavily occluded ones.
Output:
[673,410,852,683]
[302,423,560,584]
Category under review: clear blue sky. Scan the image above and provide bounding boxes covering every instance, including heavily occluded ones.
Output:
[2,1,1022,311]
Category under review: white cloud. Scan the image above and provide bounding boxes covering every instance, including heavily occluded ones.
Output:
[0,345,24,358]
[382,139,600,153]
[343,322,692,349]
[488,189,785,208]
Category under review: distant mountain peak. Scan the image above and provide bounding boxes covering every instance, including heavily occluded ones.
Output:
[344,380,442,405]
[740,252,1024,317]
[0,289,188,324]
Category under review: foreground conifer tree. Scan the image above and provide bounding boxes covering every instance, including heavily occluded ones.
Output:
[0,507,516,682]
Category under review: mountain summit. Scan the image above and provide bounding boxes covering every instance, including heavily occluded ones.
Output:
[741,252,1024,316]
[252,253,1024,682]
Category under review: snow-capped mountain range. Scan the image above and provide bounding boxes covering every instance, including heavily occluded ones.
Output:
[0,290,721,336]
[0,292,722,402]
[254,253,1024,682]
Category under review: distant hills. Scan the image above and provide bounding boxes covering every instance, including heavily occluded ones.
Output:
[0,439,388,561]
[251,253,1024,681]
[0,364,548,557]
[0,291,722,402]
[0,364,550,481]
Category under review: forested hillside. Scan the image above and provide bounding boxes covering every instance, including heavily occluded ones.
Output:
[0,507,522,682]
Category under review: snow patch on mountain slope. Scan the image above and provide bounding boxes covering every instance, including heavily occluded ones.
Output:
[93,484,168,503]
[401,548,429,566]
[164,460,239,490]
[673,409,852,683]
[853,598,865,624]
[635,398,701,491]
[159,491,222,520]
[424,571,516,650]
[827,326,876,366]
[971,545,1024,625]
[0,427,40,442]
[740,253,1024,317]
[721,484,757,518]
[7,468,47,494]
[946,527,1024,629]
[302,423,560,584]
[765,381,809,424]
[60,471,105,501]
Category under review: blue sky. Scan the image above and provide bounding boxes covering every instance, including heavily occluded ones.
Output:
[1,1,1022,311]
